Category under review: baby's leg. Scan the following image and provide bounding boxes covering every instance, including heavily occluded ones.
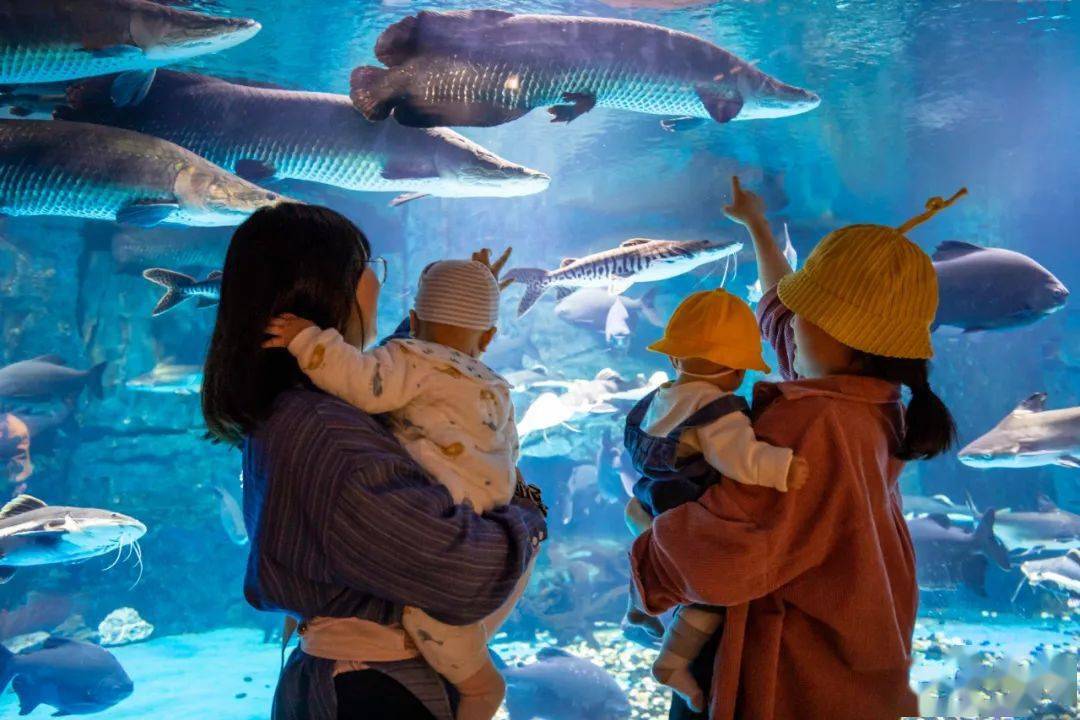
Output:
[402,607,505,720]
[652,606,724,713]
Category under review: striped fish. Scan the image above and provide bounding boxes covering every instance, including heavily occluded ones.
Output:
[142,267,221,316]
[57,70,550,206]
[0,119,288,226]
[351,10,819,130]
[0,0,259,85]
[504,238,742,316]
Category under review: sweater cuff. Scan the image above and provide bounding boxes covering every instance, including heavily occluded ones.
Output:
[761,446,795,492]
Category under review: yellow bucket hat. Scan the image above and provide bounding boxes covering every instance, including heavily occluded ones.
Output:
[776,188,967,360]
[648,289,770,373]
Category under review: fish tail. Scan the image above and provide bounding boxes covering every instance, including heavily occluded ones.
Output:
[974,508,1011,571]
[0,642,14,693]
[143,268,197,316]
[350,66,394,121]
[639,287,664,327]
[85,361,108,401]
[503,268,550,317]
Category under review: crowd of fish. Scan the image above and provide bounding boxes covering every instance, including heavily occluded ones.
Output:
[0,0,1075,717]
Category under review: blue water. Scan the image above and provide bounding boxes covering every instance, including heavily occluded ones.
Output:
[0,1,1077,718]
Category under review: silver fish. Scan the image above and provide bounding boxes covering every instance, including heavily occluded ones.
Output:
[0,636,133,716]
[111,226,229,271]
[351,10,819,129]
[958,393,1080,470]
[126,362,202,395]
[0,355,106,404]
[0,495,146,582]
[58,70,550,206]
[0,119,288,226]
[0,0,259,84]
[498,647,631,720]
[212,485,247,546]
[505,237,742,316]
[1020,549,1080,602]
[142,267,221,316]
[993,495,1080,553]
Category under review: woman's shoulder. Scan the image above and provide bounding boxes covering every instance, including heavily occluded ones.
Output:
[752,376,902,447]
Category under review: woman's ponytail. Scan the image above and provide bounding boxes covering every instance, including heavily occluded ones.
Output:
[856,353,957,461]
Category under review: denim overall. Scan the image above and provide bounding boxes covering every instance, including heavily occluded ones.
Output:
[625,387,751,518]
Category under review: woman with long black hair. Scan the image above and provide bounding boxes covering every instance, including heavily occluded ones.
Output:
[202,203,546,720]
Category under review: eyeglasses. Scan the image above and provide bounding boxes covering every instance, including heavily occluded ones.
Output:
[362,257,388,284]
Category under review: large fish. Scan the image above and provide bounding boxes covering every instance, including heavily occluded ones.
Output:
[58,70,550,206]
[497,647,631,720]
[351,10,820,129]
[505,238,742,316]
[992,495,1080,553]
[932,241,1069,332]
[0,636,133,716]
[111,226,229,271]
[554,287,663,346]
[1020,550,1080,603]
[0,0,259,85]
[0,119,287,226]
[0,355,106,404]
[907,509,1010,595]
[142,267,220,316]
[0,494,146,582]
[958,393,1080,470]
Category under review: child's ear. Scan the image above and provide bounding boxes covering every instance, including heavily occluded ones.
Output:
[479,326,497,352]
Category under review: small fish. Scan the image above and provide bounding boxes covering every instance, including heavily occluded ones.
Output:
[0,0,260,85]
[554,287,663,346]
[351,11,819,129]
[0,355,106,405]
[0,636,133,716]
[0,495,146,582]
[932,241,1068,333]
[0,119,288,226]
[142,267,221,316]
[126,362,202,395]
[212,485,248,546]
[959,393,1080,470]
[505,238,742,316]
[496,647,631,720]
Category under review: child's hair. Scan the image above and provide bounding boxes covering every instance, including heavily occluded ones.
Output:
[855,352,956,460]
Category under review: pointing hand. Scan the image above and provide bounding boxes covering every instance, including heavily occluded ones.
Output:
[472,247,514,291]
[263,313,316,349]
[723,176,768,229]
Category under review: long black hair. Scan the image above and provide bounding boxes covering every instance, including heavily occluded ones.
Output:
[202,203,371,445]
[855,353,957,460]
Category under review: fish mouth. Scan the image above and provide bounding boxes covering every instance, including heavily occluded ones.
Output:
[141,15,261,59]
[452,167,551,197]
[741,77,821,119]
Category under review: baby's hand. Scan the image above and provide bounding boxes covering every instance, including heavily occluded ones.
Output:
[625,498,653,536]
[723,176,768,229]
[263,313,317,349]
[786,456,809,491]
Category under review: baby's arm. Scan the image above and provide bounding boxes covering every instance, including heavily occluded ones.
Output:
[697,413,805,492]
[287,326,420,414]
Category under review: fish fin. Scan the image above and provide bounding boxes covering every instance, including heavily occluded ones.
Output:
[536,647,573,660]
[932,240,984,261]
[30,354,66,365]
[930,494,956,507]
[974,508,1011,570]
[620,239,648,247]
[117,200,179,228]
[639,287,663,327]
[696,87,743,123]
[503,268,549,317]
[52,712,72,717]
[41,636,77,650]
[608,276,633,296]
[381,158,438,180]
[86,362,107,400]
[85,44,143,59]
[0,640,13,691]
[206,271,223,281]
[143,268,196,316]
[196,297,219,309]
[234,159,278,182]
[959,555,989,597]
[660,116,705,132]
[14,675,41,716]
[111,69,156,107]
[1068,549,1080,564]
[1011,392,1048,415]
[0,494,47,518]
[926,513,952,529]
[1035,494,1058,513]
[553,287,574,301]
[548,92,596,124]
[0,567,15,584]
[349,66,394,121]
[389,192,430,207]
[1058,455,1080,468]
[559,258,578,267]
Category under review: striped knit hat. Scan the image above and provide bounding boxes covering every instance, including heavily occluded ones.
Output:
[776,188,967,360]
[414,260,500,331]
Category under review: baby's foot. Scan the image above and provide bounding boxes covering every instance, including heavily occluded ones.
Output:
[625,608,665,639]
[653,664,705,713]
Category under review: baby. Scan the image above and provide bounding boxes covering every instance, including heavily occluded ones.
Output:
[624,288,808,713]
[266,259,524,720]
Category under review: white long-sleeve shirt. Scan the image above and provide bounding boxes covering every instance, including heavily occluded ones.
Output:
[643,380,793,491]
[289,327,518,512]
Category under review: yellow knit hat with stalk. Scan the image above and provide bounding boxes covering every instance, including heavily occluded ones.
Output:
[776,188,967,360]
[648,289,771,373]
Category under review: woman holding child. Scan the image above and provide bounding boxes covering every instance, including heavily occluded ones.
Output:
[629,178,963,720]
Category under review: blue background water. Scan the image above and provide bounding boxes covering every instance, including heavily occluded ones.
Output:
[0,1,1077,718]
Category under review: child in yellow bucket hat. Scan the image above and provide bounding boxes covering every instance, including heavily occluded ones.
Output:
[622,287,809,711]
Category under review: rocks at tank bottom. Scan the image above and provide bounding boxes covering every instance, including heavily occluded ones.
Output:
[98,607,154,646]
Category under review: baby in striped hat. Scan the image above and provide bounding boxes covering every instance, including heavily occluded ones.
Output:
[271,259,524,720]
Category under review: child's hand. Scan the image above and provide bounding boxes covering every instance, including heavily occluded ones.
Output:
[472,247,514,291]
[786,456,809,491]
[625,498,653,536]
[723,176,768,229]
[263,313,317,349]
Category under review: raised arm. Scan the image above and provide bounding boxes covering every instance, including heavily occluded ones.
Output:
[724,176,792,293]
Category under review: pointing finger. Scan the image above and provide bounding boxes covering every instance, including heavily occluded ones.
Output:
[491,247,512,276]
[730,175,741,196]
